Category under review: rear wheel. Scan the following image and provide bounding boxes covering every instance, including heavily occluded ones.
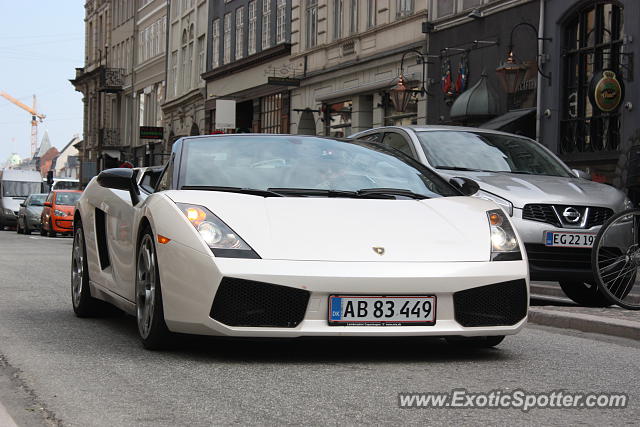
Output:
[558,280,611,307]
[71,220,107,317]
[136,228,172,350]
[445,336,505,348]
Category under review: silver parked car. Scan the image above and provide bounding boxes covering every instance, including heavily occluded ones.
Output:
[350,126,633,306]
[16,193,47,235]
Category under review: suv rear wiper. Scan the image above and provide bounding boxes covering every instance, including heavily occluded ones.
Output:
[356,188,430,199]
[181,186,283,197]
[267,188,360,198]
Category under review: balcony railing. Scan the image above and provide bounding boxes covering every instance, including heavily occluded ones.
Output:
[98,128,122,147]
[99,68,125,92]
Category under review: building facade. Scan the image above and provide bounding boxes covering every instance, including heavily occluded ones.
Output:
[71,0,124,185]
[425,0,540,138]
[162,0,209,147]
[202,0,293,134]
[290,0,428,137]
[538,0,639,197]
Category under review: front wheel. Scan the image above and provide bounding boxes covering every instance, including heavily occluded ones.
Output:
[558,280,611,307]
[16,220,22,234]
[71,221,108,317]
[47,220,56,237]
[445,336,505,348]
[136,228,172,350]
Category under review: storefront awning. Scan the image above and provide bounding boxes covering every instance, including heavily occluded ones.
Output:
[480,107,536,138]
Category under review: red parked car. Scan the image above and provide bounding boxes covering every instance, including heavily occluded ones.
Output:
[40,190,82,237]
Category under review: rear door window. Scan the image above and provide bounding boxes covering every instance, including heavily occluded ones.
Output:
[382,132,417,158]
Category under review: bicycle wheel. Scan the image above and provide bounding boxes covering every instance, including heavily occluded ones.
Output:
[592,208,640,309]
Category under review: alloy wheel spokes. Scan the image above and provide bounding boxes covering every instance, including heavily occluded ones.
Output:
[71,229,84,306]
[136,235,156,338]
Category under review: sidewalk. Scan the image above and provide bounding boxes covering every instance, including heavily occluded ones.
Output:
[529,282,640,340]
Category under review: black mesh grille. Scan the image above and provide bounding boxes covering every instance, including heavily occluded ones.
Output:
[586,207,614,228]
[453,279,527,327]
[522,204,560,227]
[210,277,310,327]
[524,243,592,271]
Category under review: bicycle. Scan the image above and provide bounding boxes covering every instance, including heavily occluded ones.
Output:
[592,208,640,309]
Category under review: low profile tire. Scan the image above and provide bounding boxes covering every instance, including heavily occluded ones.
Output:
[558,280,611,307]
[445,335,505,348]
[136,227,172,350]
[24,223,31,235]
[71,220,107,317]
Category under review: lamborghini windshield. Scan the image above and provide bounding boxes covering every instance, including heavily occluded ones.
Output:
[180,136,458,198]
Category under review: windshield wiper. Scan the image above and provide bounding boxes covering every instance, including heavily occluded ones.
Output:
[181,186,283,197]
[356,188,430,199]
[267,188,359,198]
[435,166,487,172]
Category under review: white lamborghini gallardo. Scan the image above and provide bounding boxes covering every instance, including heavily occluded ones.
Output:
[71,135,529,349]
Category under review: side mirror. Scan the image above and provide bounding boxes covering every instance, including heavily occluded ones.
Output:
[44,202,52,207]
[97,168,140,205]
[20,203,26,207]
[449,176,480,196]
[572,169,591,180]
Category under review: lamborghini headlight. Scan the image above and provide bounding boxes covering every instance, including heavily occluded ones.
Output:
[176,203,259,258]
[475,190,514,216]
[487,209,521,261]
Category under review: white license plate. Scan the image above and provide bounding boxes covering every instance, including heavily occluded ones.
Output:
[328,296,436,326]
[544,231,596,248]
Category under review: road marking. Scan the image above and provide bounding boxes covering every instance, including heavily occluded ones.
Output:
[0,400,18,427]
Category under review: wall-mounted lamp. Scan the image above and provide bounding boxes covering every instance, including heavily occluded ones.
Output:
[389,49,433,113]
[495,22,552,93]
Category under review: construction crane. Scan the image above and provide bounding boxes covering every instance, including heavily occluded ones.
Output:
[0,91,46,157]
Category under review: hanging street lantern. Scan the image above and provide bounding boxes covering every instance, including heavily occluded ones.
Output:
[389,75,413,113]
[495,51,528,94]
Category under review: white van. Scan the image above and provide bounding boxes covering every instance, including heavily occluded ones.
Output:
[43,177,81,192]
[0,169,43,229]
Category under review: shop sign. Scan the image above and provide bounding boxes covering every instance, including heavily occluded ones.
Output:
[268,76,300,87]
[139,126,164,140]
[589,70,624,112]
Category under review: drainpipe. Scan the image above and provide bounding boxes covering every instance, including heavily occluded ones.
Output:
[536,0,545,143]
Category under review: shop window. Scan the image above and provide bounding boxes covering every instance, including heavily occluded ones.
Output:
[324,100,352,137]
[560,2,623,155]
[261,93,283,133]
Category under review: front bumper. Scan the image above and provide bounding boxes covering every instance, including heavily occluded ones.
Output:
[52,218,73,232]
[511,209,601,282]
[156,242,529,338]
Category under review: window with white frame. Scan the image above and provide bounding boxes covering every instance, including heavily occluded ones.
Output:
[248,1,257,55]
[276,0,286,44]
[396,0,414,18]
[197,35,205,85]
[350,0,358,34]
[333,0,343,40]
[367,0,377,28]
[211,18,220,68]
[262,0,271,50]
[306,0,318,48]
[187,41,194,89]
[171,51,178,96]
[223,13,231,64]
[236,7,245,59]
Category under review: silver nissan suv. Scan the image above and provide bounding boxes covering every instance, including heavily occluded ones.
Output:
[351,126,632,306]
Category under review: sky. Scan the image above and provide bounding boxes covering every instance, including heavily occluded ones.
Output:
[0,1,85,163]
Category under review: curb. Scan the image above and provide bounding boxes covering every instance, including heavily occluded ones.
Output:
[528,307,640,340]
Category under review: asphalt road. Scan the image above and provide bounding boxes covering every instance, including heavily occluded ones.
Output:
[0,230,639,426]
